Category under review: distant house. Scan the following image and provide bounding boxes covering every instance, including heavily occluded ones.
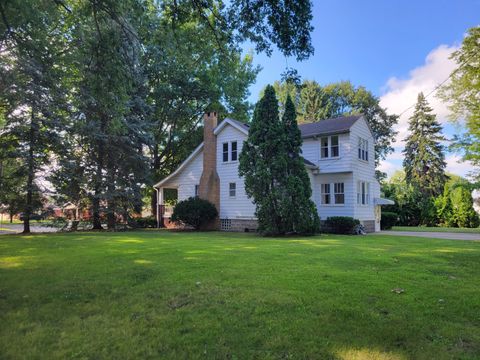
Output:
[154,112,393,232]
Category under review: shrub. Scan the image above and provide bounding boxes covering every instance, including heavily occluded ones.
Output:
[171,197,218,230]
[324,216,360,234]
[134,216,157,228]
[381,211,397,230]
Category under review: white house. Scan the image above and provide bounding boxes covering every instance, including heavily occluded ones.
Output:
[154,112,393,232]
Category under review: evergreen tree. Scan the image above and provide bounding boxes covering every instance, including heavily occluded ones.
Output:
[239,86,319,235]
[239,85,288,235]
[280,95,320,234]
[403,93,447,197]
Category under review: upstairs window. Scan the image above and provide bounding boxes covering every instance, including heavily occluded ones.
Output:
[321,137,329,158]
[231,141,237,161]
[223,143,229,162]
[229,182,236,197]
[321,183,331,204]
[222,141,238,162]
[357,181,370,205]
[320,136,340,158]
[334,182,345,204]
[358,138,369,161]
[331,136,339,157]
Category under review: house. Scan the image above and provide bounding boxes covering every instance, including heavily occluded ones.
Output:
[154,112,394,232]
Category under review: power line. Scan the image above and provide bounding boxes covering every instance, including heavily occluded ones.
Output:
[396,46,479,118]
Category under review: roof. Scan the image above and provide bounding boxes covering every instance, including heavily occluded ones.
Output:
[213,117,249,135]
[299,115,362,138]
[303,158,318,169]
[374,198,395,206]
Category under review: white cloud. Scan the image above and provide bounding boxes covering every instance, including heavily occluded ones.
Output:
[377,44,474,179]
[380,44,458,148]
[445,154,474,178]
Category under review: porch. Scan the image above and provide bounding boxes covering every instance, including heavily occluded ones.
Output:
[155,187,178,228]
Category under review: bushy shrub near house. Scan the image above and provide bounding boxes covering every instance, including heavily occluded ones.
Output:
[381,212,397,230]
[171,197,218,230]
[134,216,157,228]
[323,216,360,234]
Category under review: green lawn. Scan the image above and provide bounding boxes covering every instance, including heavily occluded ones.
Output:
[1,231,479,359]
[392,226,480,234]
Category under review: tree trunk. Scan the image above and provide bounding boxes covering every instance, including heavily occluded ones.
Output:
[92,140,104,230]
[23,111,36,234]
[106,155,116,230]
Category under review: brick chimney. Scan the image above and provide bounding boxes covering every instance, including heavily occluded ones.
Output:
[198,112,220,223]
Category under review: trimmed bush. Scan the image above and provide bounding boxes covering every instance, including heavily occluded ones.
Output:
[324,216,360,234]
[381,211,397,230]
[134,216,157,228]
[171,197,218,230]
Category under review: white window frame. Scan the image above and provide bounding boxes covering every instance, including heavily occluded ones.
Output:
[229,182,236,197]
[357,181,370,205]
[320,136,340,159]
[231,141,238,162]
[222,142,229,162]
[334,182,345,204]
[358,137,369,161]
[321,183,331,204]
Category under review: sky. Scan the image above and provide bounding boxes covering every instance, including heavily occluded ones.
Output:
[244,0,480,179]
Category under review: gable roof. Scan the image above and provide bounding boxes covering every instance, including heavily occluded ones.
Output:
[153,143,203,188]
[213,117,249,136]
[299,115,362,138]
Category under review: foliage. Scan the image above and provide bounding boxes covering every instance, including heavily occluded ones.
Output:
[171,197,218,230]
[380,212,397,230]
[438,26,480,179]
[239,86,319,235]
[270,80,398,174]
[323,216,360,234]
[450,187,480,228]
[403,93,447,197]
[279,95,320,234]
[133,216,157,229]
[383,171,479,228]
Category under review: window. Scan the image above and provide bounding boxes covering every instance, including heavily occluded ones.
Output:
[321,136,339,158]
[334,183,345,204]
[220,219,232,231]
[321,137,329,158]
[358,138,368,161]
[229,182,236,197]
[321,183,331,204]
[357,181,370,205]
[331,136,339,157]
[195,184,199,197]
[223,143,229,162]
[231,141,237,161]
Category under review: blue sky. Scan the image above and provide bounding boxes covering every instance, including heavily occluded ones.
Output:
[244,0,480,178]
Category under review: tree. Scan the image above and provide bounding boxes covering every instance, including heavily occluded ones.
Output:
[279,95,320,234]
[450,186,480,228]
[438,26,480,179]
[403,93,447,198]
[271,80,398,174]
[0,0,69,233]
[239,86,319,235]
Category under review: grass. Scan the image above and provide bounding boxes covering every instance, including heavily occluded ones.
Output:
[1,231,479,359]
[392,226,480,234]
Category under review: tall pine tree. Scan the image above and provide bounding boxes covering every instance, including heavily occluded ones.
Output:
[280,95,320,234]
[239,86,319,235]
[403,93,447,197]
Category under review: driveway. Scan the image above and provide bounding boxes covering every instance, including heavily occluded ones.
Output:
[379,230,480,241]
[0,223,58,235]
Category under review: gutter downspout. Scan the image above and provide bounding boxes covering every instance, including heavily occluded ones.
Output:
[155,187,160,228]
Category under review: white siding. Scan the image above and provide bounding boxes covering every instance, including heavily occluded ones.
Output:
[216,126,255,219]
[350,118,377,221]
[161,152,203,201]
[302,133,352,174]
[312,173,355,219]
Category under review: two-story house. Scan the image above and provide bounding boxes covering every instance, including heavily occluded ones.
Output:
[154,112,393,232]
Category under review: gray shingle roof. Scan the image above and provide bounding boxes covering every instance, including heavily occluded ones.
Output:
[225,117,250,130]
[299,115,362,138]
